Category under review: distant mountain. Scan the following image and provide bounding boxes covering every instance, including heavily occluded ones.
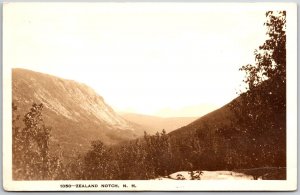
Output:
[120,113,197,134]
[12,68,144,157]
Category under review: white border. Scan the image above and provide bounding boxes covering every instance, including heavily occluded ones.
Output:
[2,2,297,191]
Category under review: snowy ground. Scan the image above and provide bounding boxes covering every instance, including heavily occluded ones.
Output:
[155,170,259,180]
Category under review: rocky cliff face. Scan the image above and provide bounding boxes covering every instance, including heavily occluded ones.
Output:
[12,68,144,155]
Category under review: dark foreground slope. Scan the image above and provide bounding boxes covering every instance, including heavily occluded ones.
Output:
[169,103,232,138]
[12,68,144,157]
[168,92,286,178]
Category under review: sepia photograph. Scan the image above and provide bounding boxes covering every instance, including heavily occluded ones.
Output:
[2,2,297,191]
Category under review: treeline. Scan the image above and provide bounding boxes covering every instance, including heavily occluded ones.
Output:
[12,101,285,180]
[71,130,173,180]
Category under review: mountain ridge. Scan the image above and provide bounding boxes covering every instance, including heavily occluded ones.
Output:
[12,68,145,156]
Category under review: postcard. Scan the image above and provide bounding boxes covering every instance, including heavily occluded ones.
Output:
[2,2,297,191]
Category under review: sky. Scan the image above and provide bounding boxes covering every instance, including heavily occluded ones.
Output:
[4,3,269,117]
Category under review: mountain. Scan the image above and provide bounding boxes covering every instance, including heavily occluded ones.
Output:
[121,113,197,134]
[12,68,145,156]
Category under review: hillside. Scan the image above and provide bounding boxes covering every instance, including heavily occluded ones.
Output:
[120,113,197,134]
[168,90,286,175]
[168,103,232,137]
[12,68,145,157]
